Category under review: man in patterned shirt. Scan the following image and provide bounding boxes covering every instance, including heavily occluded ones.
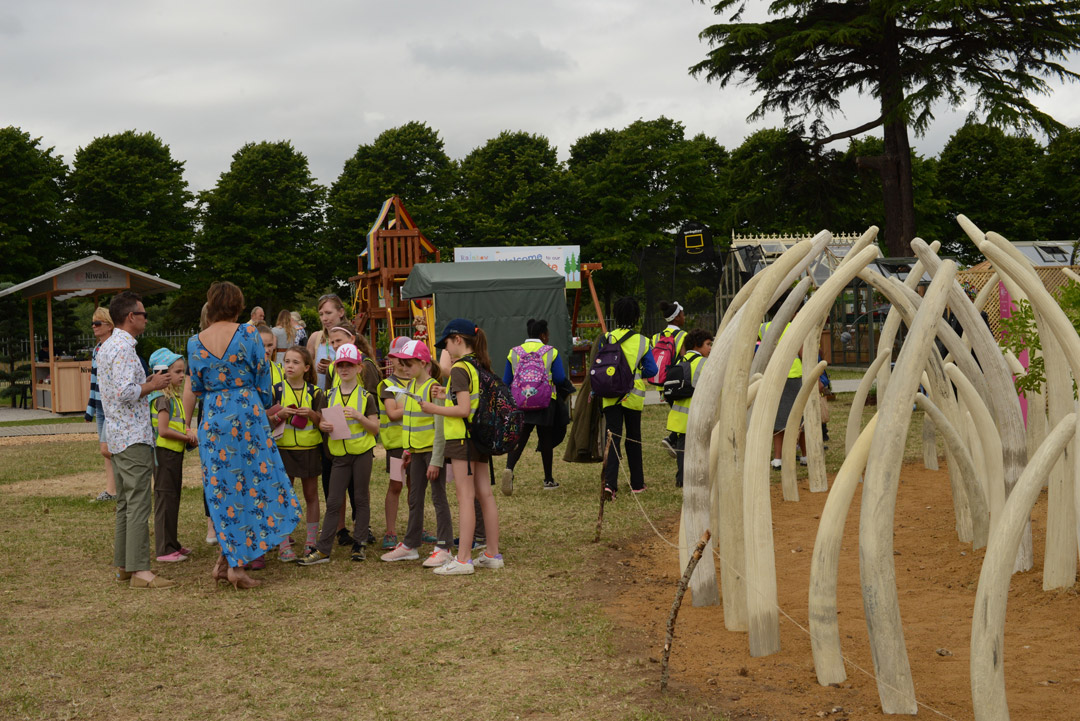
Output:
[97,291,173,589]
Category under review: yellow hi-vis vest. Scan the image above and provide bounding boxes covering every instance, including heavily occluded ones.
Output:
[402,376,438,452]
[599,329,650,412]
[326,385,376,457]
[276,381,323,449]
[665,351,704,434]
[155,395,188,453]
[270,361,284,387]
[377,375,404,450]
[758,321,803,378]
[444,359,479,442]
[508,340,558,400]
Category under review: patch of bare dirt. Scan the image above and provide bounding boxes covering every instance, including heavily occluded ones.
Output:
[600,463,1080,720]
[0,432,96,447]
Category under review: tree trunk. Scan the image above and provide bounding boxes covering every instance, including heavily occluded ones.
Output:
[876,15,917,258]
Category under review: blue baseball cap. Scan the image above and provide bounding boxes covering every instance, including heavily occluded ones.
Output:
[149,348,183,371]
[435,318,478,349]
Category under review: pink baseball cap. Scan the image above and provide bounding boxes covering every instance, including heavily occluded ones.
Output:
[389,339,432,363]
[334,343,360,365]
[389,336,411,355]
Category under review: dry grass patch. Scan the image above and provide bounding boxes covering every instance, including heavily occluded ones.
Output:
[0,406,726,721]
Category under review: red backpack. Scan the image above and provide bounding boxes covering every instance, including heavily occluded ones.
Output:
[647,329,684,385]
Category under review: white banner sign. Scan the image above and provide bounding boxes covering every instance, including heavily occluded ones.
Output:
[453,246,581,287]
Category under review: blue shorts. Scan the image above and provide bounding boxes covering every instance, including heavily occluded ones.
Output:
[95,412,107,444]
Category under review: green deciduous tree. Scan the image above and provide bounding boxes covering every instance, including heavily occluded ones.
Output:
[725,127,854,234]
[66,130,195,276]
[936,123,1045,264]
[191,141,326,320]
[456,130,567,247]
[568,117,727,312]
[1039,127,1080,243]
[692,0,1080,256]
[0,127,68,283]
[327,122,455,272]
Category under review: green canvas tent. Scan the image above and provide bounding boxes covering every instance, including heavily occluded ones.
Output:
[400,260,572,377]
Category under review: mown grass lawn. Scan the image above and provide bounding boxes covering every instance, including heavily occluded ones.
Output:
[0,391,929,721]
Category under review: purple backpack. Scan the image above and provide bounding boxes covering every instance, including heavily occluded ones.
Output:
[510,345,553,410]
[590,332,635,398]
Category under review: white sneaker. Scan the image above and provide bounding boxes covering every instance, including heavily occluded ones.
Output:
[380,543,419,562]
[770,458,782,470]
[433,558,474,575]
[474,552,504,569]
[422,548,454,568]
[501,468,514,496]
[799,455,808,466]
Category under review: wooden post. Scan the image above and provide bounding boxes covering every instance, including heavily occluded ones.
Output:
[660,529,711,691]
[27,298,35,410]
[46,293,55,413]
[584,265,607,334]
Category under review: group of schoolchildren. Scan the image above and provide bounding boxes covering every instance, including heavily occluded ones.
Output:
[138,295,716,576]
[142,317,505,577]
[588,297,713,498]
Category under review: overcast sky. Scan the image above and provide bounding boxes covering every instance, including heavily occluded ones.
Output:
[3,1,1079,193]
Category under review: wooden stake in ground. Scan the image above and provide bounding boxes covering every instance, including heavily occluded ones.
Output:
[594,431,614,543]
[660,529,711,691]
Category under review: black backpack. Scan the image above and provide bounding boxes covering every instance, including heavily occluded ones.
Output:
[662,352,700,402]
[460,357,524,457]
[589,331,635,398]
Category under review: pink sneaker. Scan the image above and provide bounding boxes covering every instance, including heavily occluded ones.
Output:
[178,547,192,556]
[422,548,453,568]
[156,551,188,563]
[380,543,419,562]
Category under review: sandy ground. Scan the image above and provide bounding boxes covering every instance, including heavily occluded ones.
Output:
[601,463,1080,720]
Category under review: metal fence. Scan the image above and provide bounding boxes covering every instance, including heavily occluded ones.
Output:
[1,330,196,361]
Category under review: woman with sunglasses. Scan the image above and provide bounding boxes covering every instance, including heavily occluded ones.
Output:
[85,307,117,502]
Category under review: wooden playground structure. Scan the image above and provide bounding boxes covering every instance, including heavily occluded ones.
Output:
[349,196,603,376]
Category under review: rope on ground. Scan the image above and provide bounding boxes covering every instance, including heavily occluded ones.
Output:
[605,435,963,721]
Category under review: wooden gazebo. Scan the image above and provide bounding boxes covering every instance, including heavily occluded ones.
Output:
[350,196,440,351]
[0,256,179,413]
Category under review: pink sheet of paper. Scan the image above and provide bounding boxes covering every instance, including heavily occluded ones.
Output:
[319,405,352,440]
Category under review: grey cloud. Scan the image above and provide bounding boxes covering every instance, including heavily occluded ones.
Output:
[0,14,21,36]
[588,92,627,121]
[411,32,573,75]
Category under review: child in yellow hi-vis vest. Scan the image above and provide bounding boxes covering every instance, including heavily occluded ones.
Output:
[269,345,325,560]
[664,329,713,489]
[149,348,197,563]
[299,343,379,565]
[381,339,455,568]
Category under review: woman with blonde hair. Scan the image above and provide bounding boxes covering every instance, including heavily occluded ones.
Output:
[85,306,116,502]
[272,310,296,363]
[307,294,349,390]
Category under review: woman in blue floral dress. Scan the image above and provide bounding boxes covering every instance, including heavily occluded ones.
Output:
[187,282,301,589]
